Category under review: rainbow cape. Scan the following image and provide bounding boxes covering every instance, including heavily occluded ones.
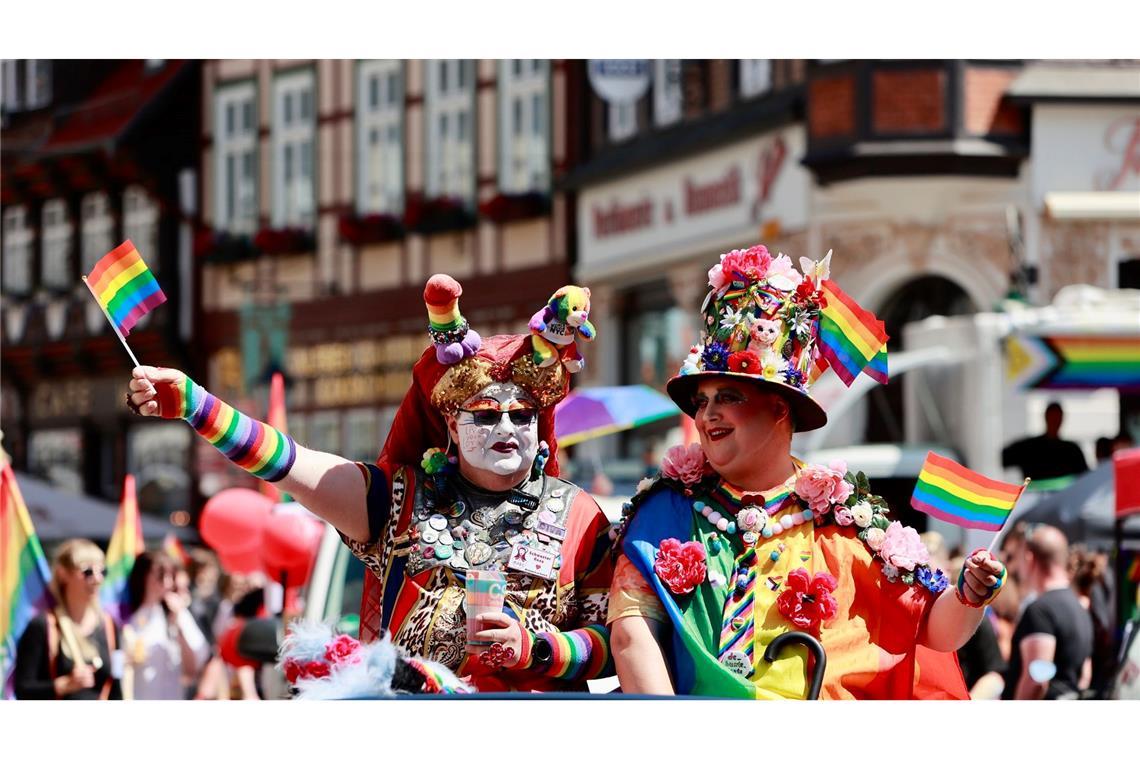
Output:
[1,459,53,698]
[99,474,144,623]
[85,240,166,337]
[817,279,889,386]
[910,452,1025,531]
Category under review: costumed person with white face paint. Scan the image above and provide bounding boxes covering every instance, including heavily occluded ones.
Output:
[123,275,614,693]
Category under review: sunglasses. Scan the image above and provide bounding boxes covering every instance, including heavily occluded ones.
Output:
[80,566,106,579]
[459,409,538,427]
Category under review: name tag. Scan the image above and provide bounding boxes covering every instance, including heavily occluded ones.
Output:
[535,519,567,541]
[507,543,558,580]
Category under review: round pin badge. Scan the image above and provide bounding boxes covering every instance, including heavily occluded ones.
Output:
[434,544,454,560]
[449,500,467,518]
[437,531,454,546]
[420,529,439,544]
[720,650,753,677]
[550,488,566,498]
[742,531,758,546]
[465,542,493,566]
[523,513,539,530]
[544,499,564,513]
[538,508,558,523]
[472,507,494,527]
[428,515,448,531]
[504,510,524,525]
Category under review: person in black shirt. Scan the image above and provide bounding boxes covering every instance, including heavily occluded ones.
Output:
[14,539,122,700]
[1002,525,1092,699]
[1002,402,1089,482]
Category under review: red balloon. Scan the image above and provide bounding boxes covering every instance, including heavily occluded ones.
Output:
[218,621,261,670]
[215,546,264,575]
[261,507,323,588]
[199,488,274,556]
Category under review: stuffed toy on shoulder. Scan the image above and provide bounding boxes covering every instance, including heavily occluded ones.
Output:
[528,285,595,373]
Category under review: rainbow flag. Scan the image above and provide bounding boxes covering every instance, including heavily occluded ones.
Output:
[2,459,54,699]
[817,279,889,387]
[910,452,1026,531]
[162,533,189,568]
[99,474,144,623]
[85,240,166,337]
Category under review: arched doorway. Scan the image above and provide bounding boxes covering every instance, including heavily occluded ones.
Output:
[864,275,976,444]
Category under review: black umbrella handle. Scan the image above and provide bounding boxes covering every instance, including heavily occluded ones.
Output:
[763,631,827,700]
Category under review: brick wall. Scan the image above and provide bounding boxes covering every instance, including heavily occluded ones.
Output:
[872,69,946,134]
[809,74,856,139]
[964,68,1024,135]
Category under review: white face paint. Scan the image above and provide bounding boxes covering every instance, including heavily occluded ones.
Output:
[453,382,539,477]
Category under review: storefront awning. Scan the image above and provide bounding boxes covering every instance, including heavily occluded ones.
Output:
[1045,191,1140,221]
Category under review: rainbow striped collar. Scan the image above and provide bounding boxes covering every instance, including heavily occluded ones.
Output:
[710,467,801,517]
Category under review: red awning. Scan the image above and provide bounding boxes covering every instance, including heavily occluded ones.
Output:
[40,60,187,154]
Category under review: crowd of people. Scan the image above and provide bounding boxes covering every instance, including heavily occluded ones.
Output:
[13,540,275,700]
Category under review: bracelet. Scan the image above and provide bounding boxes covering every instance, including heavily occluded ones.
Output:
[955,549,1007,608]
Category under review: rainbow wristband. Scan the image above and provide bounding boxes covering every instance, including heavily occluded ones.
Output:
[521,623,612,681]
[955,549,1007,609]
[156,375,296,483]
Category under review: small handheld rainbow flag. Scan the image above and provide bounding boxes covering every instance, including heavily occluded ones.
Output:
[1,457,54,699]
[83,240,166,366]
[99,474,144,624]
[162,532,189,568]
[817,279,889,387]
[910,452,1027,532]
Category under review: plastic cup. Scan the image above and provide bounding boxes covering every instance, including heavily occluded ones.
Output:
[464,570,507,646]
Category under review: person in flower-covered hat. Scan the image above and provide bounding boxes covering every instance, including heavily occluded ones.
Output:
[607,244,1006,699]
[124,275,613,693]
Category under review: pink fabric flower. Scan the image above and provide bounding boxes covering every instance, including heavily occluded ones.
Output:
[765,253,803,290]
[661,443,709,486]
[323,634,363,666]
[834,507,854,526]
[654,538,707,596]
[865,527,886,552]
[708,262,729,292]
[776,568,839,633]
[794,461,854,516]
[878,521,930,571]
[719,245,772,284]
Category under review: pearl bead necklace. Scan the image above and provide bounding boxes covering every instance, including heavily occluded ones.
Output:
[692,497,814,545]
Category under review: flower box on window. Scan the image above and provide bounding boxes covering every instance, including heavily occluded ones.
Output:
[478,191,551,225]
[194,229,258,263]
[337,212,405,246]
[253,226,316,256]
[402,194,475,235]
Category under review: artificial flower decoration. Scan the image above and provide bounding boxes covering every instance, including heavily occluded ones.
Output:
[877,522,930,572]
[654,538,708,596]
[776,568,839,633]
[727,350,763,374]
[701,342,730,371]
[794,461,855,516]
[660,443,710,486]
[421,447,453,475]
[916,566,950,595]
[323,634,364,666]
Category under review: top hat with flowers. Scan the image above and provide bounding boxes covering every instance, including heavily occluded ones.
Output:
[666,245,889,432]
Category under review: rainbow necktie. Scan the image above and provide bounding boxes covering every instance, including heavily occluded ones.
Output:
[718,544,758,672]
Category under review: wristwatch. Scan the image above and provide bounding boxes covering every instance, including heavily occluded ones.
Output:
[530,635,553,668]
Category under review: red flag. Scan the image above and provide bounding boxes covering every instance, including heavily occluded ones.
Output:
[1115,447,1140,519]
[260,373,288,503]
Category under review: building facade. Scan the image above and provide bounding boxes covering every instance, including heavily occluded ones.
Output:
[194,60,580,501]
[1,59,201,519]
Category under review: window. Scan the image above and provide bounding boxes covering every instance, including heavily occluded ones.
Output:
[2,205,33,295]
[25,60,51,109]
[498,59,549,194]
[344,408,379,462]
[425,60,474,202]
[2,59,21,112]
[214,82,258,235]
[41,198,72,290]
[653,60,682,127]
[608,101,638,142]
[739,60,772,98]
[357,60,404,214]
[123,185,159,272]
[80,192,113,274]
[272,70,316,228]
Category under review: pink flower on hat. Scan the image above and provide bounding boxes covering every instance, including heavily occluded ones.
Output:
[794,461,854,516]
[877,521,930,571]
[765,253,804,291]
[661,443,710,486]
[719,245,772,284]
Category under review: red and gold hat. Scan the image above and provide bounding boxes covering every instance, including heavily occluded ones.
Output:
[377,275,573,476]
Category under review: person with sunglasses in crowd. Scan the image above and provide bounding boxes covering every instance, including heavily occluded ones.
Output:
[124,276,613,693]
[14,539,122,699]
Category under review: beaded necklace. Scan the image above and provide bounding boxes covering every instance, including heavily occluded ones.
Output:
[692,472,814,546]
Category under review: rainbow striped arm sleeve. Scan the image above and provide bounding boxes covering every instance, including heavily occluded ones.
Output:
[156,375,297,483]
[521,623,612,681]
